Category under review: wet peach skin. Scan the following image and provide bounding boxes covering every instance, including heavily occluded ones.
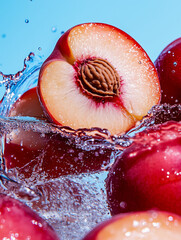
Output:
[155,37,181,104]
[9,87,45,118]
[83,210,181,240]
[3,88,116,178]
[0,194,59,240]
[106,120,181,216]
[4,130,115,179]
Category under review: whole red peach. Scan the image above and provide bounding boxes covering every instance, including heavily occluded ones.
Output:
[83,210,181,240]
[155,38,181,104]
[0,194,59,240]
[106,120,181,216]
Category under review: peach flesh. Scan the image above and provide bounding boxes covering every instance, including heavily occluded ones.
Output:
[82,210,181,240]
[38,23,161,135]
[39,60,135,135]
[106,120,181,216]
[0,194,59,240]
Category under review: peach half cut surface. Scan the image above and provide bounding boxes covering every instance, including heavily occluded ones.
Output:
[82,210,181,240]
[38,23,161,135]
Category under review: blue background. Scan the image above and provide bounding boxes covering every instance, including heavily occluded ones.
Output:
[0,0,181,74]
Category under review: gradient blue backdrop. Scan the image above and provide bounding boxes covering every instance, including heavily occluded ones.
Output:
[0,0,181,75]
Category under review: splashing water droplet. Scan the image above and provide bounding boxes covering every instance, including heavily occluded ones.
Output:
[120,201,127,209]
[1,34,6,38]
[25,19,29,23]
[51,26,57,33]
[38,47,42,51]
[173,61,177,67]
[61,31,65,35]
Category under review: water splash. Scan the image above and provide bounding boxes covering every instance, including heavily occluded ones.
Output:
[125,103,181,138]
[0,116,115,239]
[0,53,43,116]
[0,53,181,239]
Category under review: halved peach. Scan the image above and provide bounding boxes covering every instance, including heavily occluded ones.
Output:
[38,23,161,135]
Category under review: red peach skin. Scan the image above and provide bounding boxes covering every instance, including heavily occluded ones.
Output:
[106,121,181,216]
[155,38,181,104]
[0,194,60,240]
[83,210,181,240]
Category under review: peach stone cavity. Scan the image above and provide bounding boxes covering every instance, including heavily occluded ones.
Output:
[39,60,134,134]
[77,58,120,98]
